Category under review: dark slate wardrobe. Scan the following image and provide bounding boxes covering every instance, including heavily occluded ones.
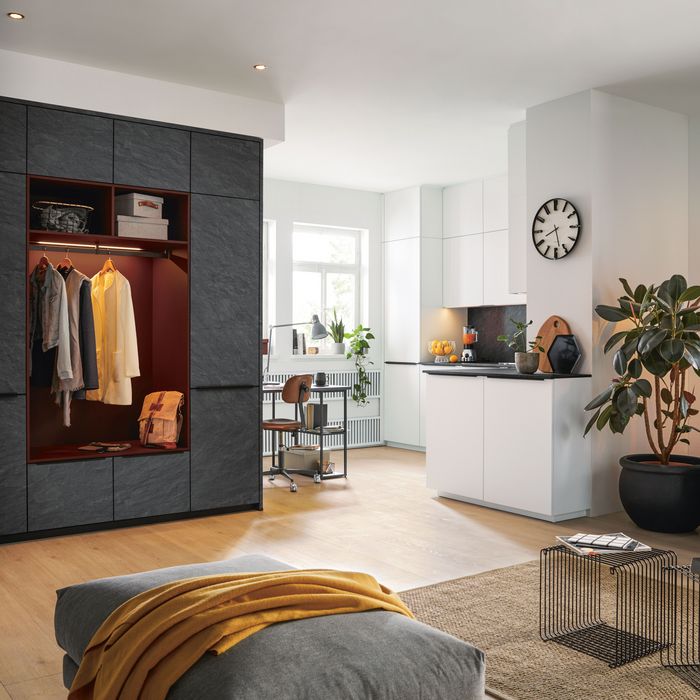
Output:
[0,97,262,541]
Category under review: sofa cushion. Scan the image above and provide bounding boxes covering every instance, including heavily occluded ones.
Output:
[56,555,485,700]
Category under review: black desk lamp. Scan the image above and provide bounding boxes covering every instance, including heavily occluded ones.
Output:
[264,314,328,377]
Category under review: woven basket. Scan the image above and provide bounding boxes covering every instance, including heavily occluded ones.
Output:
[32,201,94,233]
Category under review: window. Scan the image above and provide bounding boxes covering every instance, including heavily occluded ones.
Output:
[292,223,362,349]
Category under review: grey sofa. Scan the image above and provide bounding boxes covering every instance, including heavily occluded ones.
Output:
[55,555,485,699]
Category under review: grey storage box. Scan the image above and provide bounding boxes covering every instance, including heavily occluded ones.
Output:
[116,214,169,240]
[279,446,320,470]
[115,192,163,218]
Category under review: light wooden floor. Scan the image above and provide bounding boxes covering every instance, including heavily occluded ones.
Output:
[1,446,698,699]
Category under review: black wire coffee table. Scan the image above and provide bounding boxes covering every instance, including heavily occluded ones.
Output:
[540,545,677,667]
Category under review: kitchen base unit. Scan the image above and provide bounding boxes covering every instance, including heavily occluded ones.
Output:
[425,370,592,522]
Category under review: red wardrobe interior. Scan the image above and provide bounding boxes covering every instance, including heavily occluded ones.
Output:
[27,176,190,463]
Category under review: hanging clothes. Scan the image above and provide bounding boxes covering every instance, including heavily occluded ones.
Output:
[29,261,73,383]
[52,267,98,426]
[87,268,140,405]
[73,280,99,400]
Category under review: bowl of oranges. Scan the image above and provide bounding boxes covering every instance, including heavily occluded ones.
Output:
[428,340,458,363]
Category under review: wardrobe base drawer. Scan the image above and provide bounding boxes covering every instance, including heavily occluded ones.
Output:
[114,453,189,520]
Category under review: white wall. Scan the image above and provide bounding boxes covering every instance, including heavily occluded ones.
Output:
[526,91,594,373]
[690,117,700,281]
[525,89,689,515]
[0,49,284,144]
[262,179,383,374]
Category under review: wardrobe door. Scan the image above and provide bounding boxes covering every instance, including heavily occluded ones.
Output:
[114,121,190,191]
[190,195,261,388]
[0,100,26,173]
[190,133,261,199]
[190,388,260,511]
[28,459,113,531]
[0,172,25,395]
[0,396,26,535]
[27,107,113,182]
[114,453,189,520]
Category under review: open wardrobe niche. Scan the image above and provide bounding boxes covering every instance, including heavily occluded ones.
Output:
[27,179,190,461]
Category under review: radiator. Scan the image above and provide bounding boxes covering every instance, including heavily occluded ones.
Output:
[263,416,381,456]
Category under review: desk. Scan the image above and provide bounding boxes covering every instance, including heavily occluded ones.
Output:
[262,383,349,481]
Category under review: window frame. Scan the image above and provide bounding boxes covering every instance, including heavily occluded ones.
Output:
[292,223,363,333]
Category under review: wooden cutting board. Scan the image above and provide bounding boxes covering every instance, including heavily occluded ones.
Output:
[536,315,571,372]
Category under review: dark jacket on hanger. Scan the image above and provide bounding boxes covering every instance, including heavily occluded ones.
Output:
[73,279,99,400]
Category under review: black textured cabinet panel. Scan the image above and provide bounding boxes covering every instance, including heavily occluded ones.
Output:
[27,107,113,182]
[114,121,190,191]
[0,173,25,394]
[0,101,26,173]
[0,396,26,535]
[191,133,261,199]
[114,452,189,520]
[190,388,259,511]
[28,459,113,531]
[191,195,260,388]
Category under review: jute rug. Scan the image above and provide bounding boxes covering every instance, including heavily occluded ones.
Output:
[401,560,696,700]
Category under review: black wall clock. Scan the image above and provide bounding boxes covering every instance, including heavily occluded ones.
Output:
[532,198,581,260]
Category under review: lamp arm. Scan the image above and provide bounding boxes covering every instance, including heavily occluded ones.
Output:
[265,322,311,376]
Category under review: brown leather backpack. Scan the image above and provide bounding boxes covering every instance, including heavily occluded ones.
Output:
[138,391,184,449]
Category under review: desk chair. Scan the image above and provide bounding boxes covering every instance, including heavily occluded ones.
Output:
[263,374,314,492]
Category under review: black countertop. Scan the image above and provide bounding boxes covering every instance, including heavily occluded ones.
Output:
[422,368,591,380]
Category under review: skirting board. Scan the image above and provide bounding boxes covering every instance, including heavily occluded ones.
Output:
[436,491,588,523]
[385,441,426,453]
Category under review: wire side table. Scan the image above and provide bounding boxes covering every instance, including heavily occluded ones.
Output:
[662,565,700,690]
[540,545,677,667]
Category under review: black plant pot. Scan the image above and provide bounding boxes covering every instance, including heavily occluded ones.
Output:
[619,454,700,533]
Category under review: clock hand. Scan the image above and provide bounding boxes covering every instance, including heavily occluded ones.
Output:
[554,225,561,247]
[545,228,557,237]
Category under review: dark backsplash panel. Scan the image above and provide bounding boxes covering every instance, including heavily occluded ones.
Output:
[467,304,527,363]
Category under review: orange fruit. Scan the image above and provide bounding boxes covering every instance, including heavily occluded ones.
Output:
[449,354,458,363]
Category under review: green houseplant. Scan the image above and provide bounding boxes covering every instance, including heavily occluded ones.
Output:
[345,325,375,407]
[584,274,700,532]
[497,319,544,374]
[328,309,346,354]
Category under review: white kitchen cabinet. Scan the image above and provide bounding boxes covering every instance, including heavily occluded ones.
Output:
[418,365,427,447]
[483,379,552,514]
[483,175,508,232]
[384,238,421,363]
[443,181,483,238]
[426,374,484,499]
[483,230,524,306]
[443,234,483,308]
[425,373,591,521]
[508,122,527,293]
[384,363,420,446]
[384,187,421,241]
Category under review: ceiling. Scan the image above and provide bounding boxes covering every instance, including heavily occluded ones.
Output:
[3,1,700,192]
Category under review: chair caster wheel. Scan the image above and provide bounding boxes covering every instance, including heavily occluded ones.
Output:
[314,474,321,484]
[268,474,275,481]
[290,483,298,493]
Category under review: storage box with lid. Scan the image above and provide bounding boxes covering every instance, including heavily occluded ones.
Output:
[115,192,164,219]
[116,215,169,240]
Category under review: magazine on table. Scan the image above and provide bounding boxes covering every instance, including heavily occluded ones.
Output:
[556,532,651,556]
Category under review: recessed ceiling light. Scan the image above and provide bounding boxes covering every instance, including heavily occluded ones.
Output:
[7,11,25,20]
[253,64,267,71]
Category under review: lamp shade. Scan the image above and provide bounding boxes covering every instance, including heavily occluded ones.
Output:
[310,314,328,340]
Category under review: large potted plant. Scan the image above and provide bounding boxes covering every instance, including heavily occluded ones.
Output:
[584,274,700,533]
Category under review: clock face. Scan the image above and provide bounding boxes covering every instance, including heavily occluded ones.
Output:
[532,198,581,260]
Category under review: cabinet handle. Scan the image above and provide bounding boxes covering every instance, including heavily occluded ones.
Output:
[138,200,159,209]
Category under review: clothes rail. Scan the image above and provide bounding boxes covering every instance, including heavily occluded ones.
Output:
[29,243,170,259]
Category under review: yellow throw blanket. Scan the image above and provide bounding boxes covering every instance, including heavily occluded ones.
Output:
[69,569,414,700]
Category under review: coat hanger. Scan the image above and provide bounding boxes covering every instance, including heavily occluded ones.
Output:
[38,248,50,270]
[58,248,72,270]
[100,251,116,274]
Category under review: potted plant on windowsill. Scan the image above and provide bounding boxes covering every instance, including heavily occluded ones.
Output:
[328,309,346,354]
[585,274,700,533]
[497,319,544,374]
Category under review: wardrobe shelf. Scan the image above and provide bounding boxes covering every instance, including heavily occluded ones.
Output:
[28,230,189,255]
[29,441,190,464]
